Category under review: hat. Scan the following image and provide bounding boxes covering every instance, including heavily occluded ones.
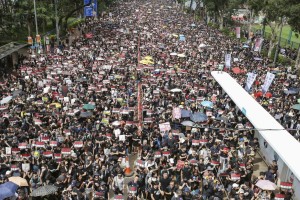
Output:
[232,183,239,188]
[5,170,11,176]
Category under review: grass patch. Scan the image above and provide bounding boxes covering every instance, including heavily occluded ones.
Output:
[253,24,300,49]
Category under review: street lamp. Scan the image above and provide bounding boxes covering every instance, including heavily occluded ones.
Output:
[33,0,38,35]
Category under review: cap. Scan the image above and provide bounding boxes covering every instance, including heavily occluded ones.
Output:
[233,183,239,188]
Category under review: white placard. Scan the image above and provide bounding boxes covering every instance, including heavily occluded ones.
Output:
[262,72,275,93]
[22,163,30,172]
[119,135,126,141]
[225,54,231,68]
[6,147,11,155]
[245,72,257,91]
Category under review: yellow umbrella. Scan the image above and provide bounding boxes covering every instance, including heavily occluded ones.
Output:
[9,176,29,186]
[47,103,61,108]
[144,56,153,60]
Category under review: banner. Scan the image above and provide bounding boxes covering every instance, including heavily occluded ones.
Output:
[225,54,231,68]
[84,0,97,17]
[159,122,171,132]
[236,27,241,39]
[262,72,275,93]
[172,107,181,119]
[245,72,257,91]
[254,38,264,52]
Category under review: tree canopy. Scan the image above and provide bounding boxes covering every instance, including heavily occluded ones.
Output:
[0,0,115,45]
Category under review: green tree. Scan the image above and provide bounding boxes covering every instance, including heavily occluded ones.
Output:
[282,0,300,70]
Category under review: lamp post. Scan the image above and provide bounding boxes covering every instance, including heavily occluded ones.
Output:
[33,0,38,35]
[55,0,59,45]
[273,17,284,65]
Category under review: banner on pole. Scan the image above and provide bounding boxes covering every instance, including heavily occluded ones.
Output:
[245,72,257,91]
[254,38,264,52]
[84,0,97,17]
[236,27,241,39]
[225,54,231,68]
[261,72,275,93]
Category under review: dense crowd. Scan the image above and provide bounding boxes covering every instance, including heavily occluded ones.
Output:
[0,0,298,199]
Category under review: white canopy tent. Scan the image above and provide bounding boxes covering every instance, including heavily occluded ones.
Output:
[211,71,300,182]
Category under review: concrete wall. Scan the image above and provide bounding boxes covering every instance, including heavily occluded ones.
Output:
[256,131,300,200]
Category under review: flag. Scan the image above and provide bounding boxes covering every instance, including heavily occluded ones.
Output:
[34,141,45,148]
[41,136,50,142]
[136,160,145,168]
[154,151,161,158]
[11,148,20,154]
[225,54,231,68]
[50,141,58,147]
[54,153,61,159]
[261,72,275,94]
[254,38,264,52]
[61,148,71,155]
[114,195,124,200]
[199,139,208,144]
[245,72,257,91]
[21,153,31,159]
[128,187,137,194]
[18,143,28,149]
[236,27,241,39]
[280,182,292,189]
[192,140,200,146]
[74,141,83,148]
[231,173,241,181]
[43,151,53,157]
[11,165,19,171]
[33,118,42,125]
[144,118,153,123]
[162,151,171,157]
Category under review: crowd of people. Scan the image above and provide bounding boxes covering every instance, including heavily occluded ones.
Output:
[0,0,298,199]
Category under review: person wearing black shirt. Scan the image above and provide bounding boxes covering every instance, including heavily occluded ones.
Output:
[181,162,192,182]
[127,175,140,198]
[159,171,172,196]
[150,182,164,200]
[164,181,177,200]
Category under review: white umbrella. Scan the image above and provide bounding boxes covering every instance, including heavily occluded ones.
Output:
[199,43,206,48]
[170,52,177,56]
[112,121,121,126]
[170,88,182,92]
[0,96,13,104]
[177,54,186,58]
[181,121,194,127]
[255,180,277,191]
[96,57,105,61]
